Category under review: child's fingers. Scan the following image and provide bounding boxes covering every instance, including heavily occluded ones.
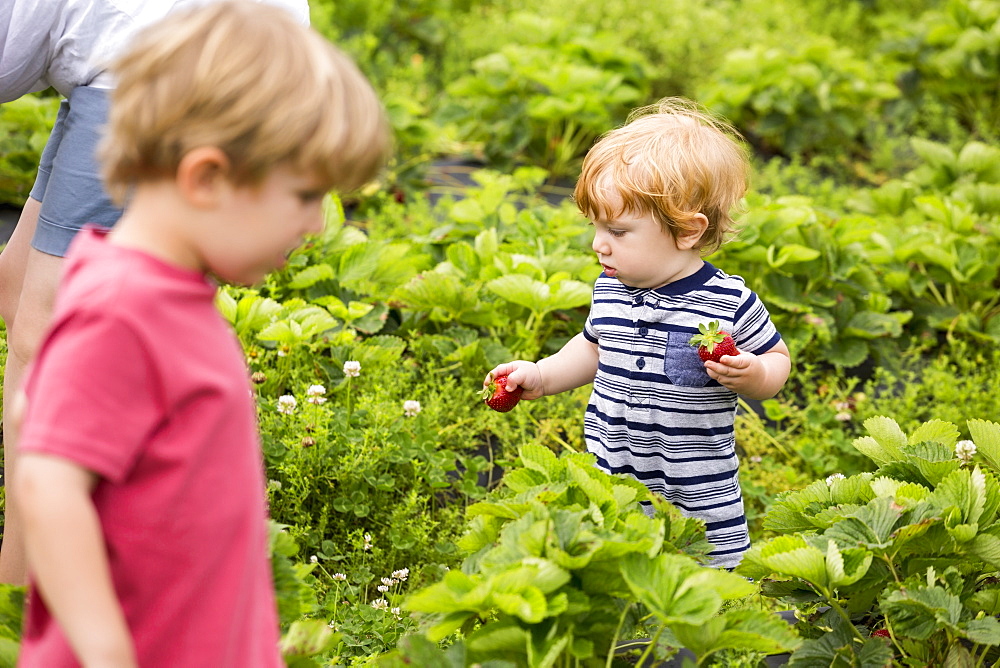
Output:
[483,363,519,388]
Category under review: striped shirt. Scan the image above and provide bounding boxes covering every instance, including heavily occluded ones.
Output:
[582,261,781,568]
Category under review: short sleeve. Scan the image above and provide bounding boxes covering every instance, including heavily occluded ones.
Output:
[732,290,781,355]
[582,282,600,344]
[20,310,163,483]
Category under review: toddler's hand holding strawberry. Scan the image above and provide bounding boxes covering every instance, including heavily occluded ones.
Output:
[704,352,759,394]
[482,362,545,403]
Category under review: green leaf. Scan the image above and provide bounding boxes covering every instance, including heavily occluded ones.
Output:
[671,608,801,659]
[843,311,903,339]
[911,137,957,172]
[288,263,335,290]
[932,467,987,527]
[904,441,962,487]
[467,619,529,655]
[968,532,1000,569]
[451,198,486,223]
[519,444,562,480]
[786,618,856,667]
[969,588,1000,615]
[215,289,237,323]
[969,420,1000,471]
[824,497,903,552]
[869,477,930,507]
[822,338,869,367]
[961,616,1000,646]
[546,280,592,311]
[492,587,547,623]
[910,420,961,448]
[882,585,962,640]
[487,275,551,311]
[620,553,753,626]
[766,243,821,267]
[757,536,871,591]
[854,416,908,464]
[279,619,336,659]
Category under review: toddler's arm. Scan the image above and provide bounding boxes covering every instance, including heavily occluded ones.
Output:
[704,339,791,400]
[485,333,599,399]
[14,454,138,668]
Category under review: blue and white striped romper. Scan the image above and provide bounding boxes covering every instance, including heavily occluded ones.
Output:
[582,261,782,568]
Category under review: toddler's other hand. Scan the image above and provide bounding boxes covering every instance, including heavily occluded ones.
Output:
[703,351,758,395]
[484,361,545,400]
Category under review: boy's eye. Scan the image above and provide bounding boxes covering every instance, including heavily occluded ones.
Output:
[609,229,626,238]
[298,190,326,204]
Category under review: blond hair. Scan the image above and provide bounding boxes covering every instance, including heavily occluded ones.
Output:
[574,97,749,253]
[100,1,389,204]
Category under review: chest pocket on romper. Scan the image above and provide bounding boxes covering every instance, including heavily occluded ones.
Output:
[663,331,711,387]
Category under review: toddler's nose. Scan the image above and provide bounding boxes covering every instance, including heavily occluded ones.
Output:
[591,231,610,255]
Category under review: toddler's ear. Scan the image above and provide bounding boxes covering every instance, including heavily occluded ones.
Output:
[675,213,709,250]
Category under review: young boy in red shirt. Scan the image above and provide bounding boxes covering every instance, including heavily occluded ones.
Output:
[10,2,389,665]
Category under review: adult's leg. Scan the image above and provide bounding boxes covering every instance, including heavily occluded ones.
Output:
[0,199,63,585]
[0,86,120,585]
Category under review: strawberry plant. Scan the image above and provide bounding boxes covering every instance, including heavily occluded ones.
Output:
[878,0,1000,139]
[382,444,801,667]
[741,416,1000,666]
[0,95,60,206]
[438,13,649,177]
[709,194,911,368]
[698,35,899,159]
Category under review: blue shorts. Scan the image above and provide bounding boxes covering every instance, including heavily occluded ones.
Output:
[29,86,122,257]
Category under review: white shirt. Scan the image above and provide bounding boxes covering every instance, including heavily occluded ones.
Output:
[0,0,309,103]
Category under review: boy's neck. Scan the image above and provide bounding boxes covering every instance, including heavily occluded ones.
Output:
[108,182,207,275]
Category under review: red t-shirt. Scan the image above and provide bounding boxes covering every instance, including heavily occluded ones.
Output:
[18,228,282,667]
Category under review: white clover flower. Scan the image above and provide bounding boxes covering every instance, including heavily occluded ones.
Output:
[363,532,373,551]
[749,455,762,464]
[310,555,318,564]
[343,361,361,378]
[306,384,327,404]
[956,440,977,463]
[403,400,421,417]
[276,395,297,415]
[835,412,852,422]
[332,573,347,582]
[392,568,409,581]
[328,621,336,629]
[826,473,846,486]
[391,607,402,619]
[371,598,389,611]
[381,577,394,586]
[377,585,389,593]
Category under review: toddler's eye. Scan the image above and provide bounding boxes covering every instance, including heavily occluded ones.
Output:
[609,229,626,238]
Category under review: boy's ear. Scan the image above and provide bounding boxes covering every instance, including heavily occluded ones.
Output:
[675,213,709,250]
[176,147,231,207]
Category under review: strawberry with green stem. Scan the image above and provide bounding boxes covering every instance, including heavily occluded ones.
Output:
[689,320,738,364]
[481,372,523,413]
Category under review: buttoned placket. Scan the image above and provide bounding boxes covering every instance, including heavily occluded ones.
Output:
[629,291,652,412]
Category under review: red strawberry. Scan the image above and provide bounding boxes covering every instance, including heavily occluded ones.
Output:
[872,629,890,638]
[689,320,738,363]
[482,373,523,413]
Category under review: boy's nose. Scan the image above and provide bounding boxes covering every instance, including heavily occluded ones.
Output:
[592,231,609,255]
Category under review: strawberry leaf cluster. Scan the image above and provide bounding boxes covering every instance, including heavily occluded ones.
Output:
[742,417,1000,665]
